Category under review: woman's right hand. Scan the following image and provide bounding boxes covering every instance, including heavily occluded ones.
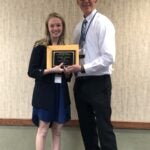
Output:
[51,63,64,73]
[43,63,64,75]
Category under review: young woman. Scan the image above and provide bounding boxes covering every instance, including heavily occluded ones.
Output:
[28,12,71,150]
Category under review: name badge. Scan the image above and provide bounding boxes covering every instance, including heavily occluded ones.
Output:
[54,74,62,83]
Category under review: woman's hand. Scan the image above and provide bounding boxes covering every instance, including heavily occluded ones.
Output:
[51,63,64,73]
[43,63,64,75]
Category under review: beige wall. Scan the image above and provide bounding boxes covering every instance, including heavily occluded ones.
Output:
[0,0,150,122]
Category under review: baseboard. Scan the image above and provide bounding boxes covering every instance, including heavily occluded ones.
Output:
[0,119,150,129]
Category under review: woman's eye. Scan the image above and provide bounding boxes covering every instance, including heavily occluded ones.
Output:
[50,25,54,28]
[57,24,61,27]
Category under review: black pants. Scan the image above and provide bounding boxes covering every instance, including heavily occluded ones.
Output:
[74,75,117,150]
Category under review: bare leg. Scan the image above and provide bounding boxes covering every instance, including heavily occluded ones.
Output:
[51,122,63,150]
[36,120,50,150]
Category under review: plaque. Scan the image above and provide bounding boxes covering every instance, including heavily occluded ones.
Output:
[47,44,79,68]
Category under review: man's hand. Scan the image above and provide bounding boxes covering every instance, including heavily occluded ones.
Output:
[65,65,81,73]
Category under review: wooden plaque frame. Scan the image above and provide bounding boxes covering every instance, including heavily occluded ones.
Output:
[47,44,79,68]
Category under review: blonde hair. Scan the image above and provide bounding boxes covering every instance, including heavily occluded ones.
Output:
[45,12,66,45]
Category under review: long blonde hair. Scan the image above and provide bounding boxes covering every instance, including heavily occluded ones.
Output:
[45,12,66,45]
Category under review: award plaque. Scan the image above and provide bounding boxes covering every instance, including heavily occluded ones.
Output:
[47,44,79,68]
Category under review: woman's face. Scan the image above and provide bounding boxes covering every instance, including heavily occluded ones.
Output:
[48,17,63,40]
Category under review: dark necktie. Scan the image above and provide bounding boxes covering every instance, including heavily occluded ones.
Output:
[79,19,87,49]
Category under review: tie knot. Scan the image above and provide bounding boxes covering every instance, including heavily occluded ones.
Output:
[81,19,87,31]
[83,19,87,25]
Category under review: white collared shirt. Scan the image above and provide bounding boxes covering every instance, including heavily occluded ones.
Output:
[73,9,116,76]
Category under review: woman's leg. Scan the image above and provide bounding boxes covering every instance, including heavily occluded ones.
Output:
[51,122,63,150]
[36,120,50,150]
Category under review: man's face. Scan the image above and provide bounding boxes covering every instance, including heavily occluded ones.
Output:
[77,0,97,17]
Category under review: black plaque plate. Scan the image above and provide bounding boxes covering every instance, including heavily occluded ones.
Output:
[52,50,75,67]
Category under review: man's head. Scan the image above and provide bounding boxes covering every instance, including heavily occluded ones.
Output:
[77,0,97,17]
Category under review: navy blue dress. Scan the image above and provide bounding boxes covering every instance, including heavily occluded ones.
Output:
[32,78,70,126]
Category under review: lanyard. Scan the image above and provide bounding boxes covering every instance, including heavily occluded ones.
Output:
[84,11,98,40]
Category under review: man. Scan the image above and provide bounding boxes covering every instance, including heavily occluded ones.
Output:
[66,0,118,150]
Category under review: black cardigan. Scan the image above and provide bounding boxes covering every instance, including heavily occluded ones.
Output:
[28,44,71,110]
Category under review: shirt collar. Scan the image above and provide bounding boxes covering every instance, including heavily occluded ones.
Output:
[84,9,97,23]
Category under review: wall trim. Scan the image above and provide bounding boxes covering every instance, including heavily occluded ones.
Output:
[0,119,150,129]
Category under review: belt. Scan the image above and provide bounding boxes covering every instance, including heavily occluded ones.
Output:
[76,75,110,81]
